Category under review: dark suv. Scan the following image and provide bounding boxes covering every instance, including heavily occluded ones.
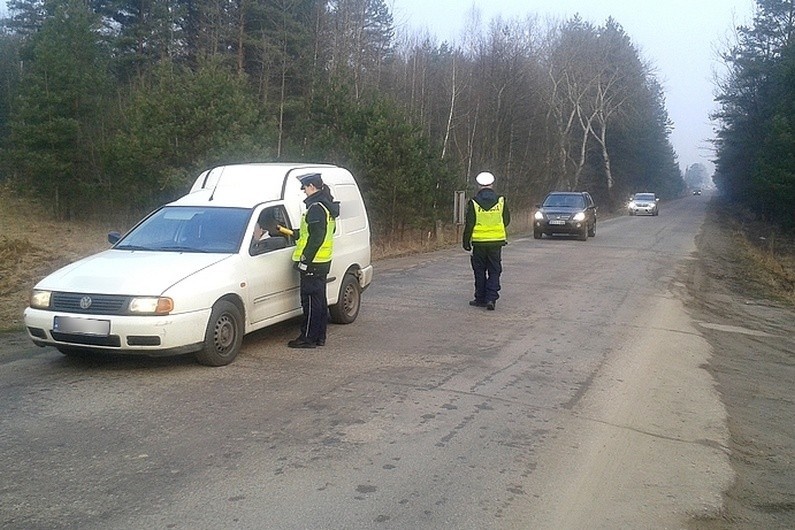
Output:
[533,191,597,241]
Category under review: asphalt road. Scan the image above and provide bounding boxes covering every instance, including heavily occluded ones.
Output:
[0,195,732,529]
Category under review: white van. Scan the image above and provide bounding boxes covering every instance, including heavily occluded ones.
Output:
[24,163,373,366]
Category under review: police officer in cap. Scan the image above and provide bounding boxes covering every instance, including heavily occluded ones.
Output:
[288,173,340,348]
[462,171,510,310]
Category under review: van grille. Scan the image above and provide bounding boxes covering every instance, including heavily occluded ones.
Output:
[51,292,130,315]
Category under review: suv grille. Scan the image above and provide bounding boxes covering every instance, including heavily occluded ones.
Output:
[51,292,130,315]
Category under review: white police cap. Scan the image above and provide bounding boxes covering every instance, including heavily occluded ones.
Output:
[475,172,495,186]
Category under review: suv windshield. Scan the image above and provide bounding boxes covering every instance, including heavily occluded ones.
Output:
[543,194,585,208]
[634,194,655,201]
[115,206,251,253]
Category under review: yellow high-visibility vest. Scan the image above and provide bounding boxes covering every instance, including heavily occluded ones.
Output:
[293,203,335,263]
[472,197,506,242]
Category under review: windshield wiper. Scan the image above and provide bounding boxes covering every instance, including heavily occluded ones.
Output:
[159,245,208,252]
[114,244,151,251]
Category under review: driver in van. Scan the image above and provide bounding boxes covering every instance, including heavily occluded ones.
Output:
[250,209,289,254]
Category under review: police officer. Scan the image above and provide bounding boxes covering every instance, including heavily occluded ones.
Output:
[462,171,510,310]
[288,173,340,348]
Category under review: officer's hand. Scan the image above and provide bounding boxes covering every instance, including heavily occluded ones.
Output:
[463,243,471,252]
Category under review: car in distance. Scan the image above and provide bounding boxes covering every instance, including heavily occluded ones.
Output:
[693,188,702,195]
[23,163,374,366]
[627,192,659,216]
[533,191,597,241]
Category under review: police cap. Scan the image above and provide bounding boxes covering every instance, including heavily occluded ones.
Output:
[297,172,323,189]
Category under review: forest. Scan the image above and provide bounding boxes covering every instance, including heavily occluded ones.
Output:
[0,0,695,238]
[712,0,795,229]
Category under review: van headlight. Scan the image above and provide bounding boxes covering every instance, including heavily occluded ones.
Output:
[129,297,174,315]
[30,290,52,309]
[572,212,586,222]
[534,211,545,220]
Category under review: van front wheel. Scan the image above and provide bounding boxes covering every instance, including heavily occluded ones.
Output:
[329,273,361,324]
[196,300,243,366]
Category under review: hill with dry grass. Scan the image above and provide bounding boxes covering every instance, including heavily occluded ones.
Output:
[0,185,121,331]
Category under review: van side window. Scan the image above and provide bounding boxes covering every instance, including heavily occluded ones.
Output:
[334,184,366,233]
[250,205,295,256]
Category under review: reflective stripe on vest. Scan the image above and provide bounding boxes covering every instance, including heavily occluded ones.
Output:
[472,196,506,242]
[293,203,335,263]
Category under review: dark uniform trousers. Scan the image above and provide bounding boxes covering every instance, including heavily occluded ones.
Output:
[471,244,503,303]
[299,271,328,344]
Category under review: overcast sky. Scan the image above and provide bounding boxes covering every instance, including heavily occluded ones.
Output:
[390,0,756,174]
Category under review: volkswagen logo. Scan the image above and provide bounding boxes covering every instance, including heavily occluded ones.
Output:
[79,296,93,310]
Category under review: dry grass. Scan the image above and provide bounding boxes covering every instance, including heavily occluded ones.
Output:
[0,184,120,331]
[370,209,536,261]
[731,222,795,306]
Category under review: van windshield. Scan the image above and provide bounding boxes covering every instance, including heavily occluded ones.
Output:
[115,206,251,253]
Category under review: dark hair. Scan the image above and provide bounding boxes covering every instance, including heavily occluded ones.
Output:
[257,209,276,228]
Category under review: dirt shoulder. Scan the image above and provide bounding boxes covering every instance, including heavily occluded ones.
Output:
[684,200,795,529]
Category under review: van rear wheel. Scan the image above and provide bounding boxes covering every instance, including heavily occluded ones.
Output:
[329,273,361,324]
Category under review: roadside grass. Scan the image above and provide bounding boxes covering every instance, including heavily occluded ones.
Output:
[717,200,795,306]
[0,184,117,331]
[733,230,795,306]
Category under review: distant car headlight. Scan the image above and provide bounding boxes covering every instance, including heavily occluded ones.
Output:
[129,297,174,315]
[30,290,52,309]
[572,212,586,222]
[534,211,545,220]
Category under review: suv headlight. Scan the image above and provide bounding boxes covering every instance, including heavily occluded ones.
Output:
[572,212,586,222]
[30,290,52,309]
[534,211,545,220]
[628,201,636,208]
[129,297,174,315]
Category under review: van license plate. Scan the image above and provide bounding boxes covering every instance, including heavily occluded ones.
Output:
[54,316,111,336]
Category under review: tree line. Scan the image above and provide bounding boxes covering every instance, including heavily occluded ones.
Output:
[0,0,685,237]
[713,0,795,229]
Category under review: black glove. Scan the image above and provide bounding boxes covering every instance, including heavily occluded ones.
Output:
[463,243,471,252]
[293,256,308,271]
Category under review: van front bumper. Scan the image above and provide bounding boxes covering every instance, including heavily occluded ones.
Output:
[23,307,211,355]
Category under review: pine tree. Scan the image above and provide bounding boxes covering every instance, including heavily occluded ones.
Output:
[6,0,111,218]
